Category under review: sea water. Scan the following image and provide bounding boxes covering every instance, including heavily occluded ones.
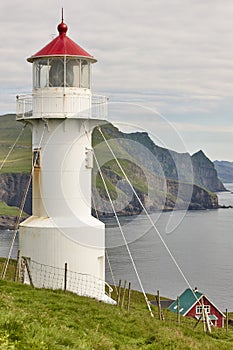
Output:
[1,184,233,310]
[105,183,233,310]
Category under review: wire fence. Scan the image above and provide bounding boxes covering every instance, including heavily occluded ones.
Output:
[0,258,17,281]
[21,258,114,303]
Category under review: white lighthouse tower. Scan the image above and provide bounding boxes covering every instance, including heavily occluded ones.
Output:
[16,15,108,300]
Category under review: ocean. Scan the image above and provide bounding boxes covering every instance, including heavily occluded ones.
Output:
[1,183,233,310]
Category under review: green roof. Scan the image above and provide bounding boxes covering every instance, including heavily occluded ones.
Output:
[195,315,218,321]
[169,288,203,316]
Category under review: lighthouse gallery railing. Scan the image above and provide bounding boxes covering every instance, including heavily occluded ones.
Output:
[16,94,108,120]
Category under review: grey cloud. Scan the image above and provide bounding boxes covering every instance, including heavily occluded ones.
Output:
[1,0,233,159]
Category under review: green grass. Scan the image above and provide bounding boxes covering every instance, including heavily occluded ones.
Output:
[0,114,31,173]
[0,201,28,217]
[93,158,149,198]
[0,258,17,281]
[0,278,233,349]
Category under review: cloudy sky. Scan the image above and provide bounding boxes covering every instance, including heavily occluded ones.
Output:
[1,0,233,161]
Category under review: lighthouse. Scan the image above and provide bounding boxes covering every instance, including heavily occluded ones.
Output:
[16,15,108,301]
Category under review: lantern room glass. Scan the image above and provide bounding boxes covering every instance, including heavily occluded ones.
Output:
[33,58,90,88]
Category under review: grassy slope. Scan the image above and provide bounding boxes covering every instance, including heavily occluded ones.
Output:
[0,120,232,348]
[0,114,31,173]
[0,280,233,350]
[0,201,27,217]
[0,116,154,205]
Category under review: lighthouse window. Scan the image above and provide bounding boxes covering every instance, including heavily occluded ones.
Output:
[33,59,49,88]
[49,58,65,87]
[81,60,90,88]
[33,58,90,89]
[66,58,79,87]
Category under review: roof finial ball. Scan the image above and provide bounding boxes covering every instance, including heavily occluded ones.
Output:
[57,8,68,35]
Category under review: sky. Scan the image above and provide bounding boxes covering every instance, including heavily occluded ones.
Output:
[1,0,233,161]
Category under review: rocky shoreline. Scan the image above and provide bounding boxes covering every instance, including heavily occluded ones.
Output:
[1,203,232,230]
[0,215,28,230]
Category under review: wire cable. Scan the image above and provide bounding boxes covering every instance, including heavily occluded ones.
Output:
[0,124,27,172]
[97,126,200,302]
[84,127,154,317]
[1,124,47,279]
[92,195,118,295]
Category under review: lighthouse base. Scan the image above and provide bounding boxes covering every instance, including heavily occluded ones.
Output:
[19,215,108,301]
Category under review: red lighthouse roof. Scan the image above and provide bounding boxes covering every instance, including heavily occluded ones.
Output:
[27,19,97,63]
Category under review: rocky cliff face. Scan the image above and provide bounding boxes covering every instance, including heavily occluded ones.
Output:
[191,151,226,192]
[0,173,32,215]
[214,160,233,183]
[0,169,218,223]
[0,124,222,221]
[93,175,218,217]
[92,159,218,217]
[94,124,225,193]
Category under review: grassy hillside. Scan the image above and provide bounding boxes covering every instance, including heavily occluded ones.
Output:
[0,115,219,217]
[0,114,31,173]
[0,201,26,216]
[0,279,233,349]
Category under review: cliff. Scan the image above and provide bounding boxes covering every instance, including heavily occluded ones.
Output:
[0,168,218,227]
[94,124,225,193]
[0,119,222,226]
[92,163,218,218]
[191,151,226,191]
[91,124,219,216]
[0,173,32,215]
[213,160,233,183]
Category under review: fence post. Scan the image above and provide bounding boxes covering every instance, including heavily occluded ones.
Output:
[201,298,207,333]
[156,290,164,320]
[14,250,20,282]
[120,280,127,308]
[127,282,131,312]
[177,296,180,325]
[117,279,122,307]
[23,257,34,287]
[64,262,68,292]
[19,257,25,283]
[226,309,228,333]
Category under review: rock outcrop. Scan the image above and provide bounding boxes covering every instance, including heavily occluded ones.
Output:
[191,151,226,192]
[0,123,223,226]
[94,124,225,193]
[214,160,233,184]
[0,173,32,215]
[0,215,27,230]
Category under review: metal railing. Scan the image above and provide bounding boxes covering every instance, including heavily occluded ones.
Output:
[16,94,33,119]
[16,93,108,120]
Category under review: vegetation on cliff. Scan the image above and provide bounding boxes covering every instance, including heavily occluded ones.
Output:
[0,114,31,174]
[92,124,221,215]
[0,115,224,219]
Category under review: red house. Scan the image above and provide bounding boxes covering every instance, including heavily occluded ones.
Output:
[169,288,225,328]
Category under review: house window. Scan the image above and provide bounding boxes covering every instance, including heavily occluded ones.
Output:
[196,305,210,314]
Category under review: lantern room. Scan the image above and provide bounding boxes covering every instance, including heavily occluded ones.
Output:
[16,17,108,120]
[32,57,91,89]
[27,18,97,91]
